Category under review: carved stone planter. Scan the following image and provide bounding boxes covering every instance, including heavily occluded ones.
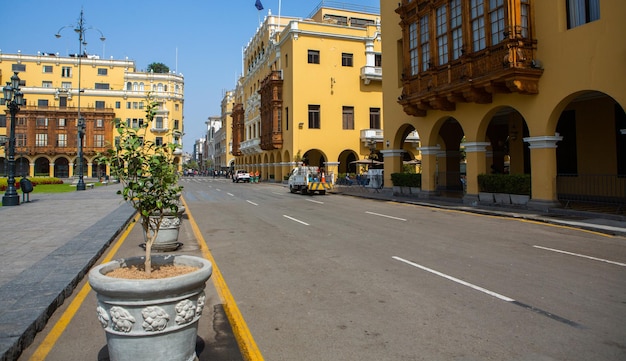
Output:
[149,215,181,251]
[88,255,213,361]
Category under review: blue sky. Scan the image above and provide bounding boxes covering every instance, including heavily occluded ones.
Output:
[2,0,380,153]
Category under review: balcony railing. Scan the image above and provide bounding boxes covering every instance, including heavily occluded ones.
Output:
[360,66,382,84]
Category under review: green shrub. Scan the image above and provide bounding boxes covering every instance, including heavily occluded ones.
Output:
[0,176,63,191]
[477,174,530,195]
[391,173,421,188]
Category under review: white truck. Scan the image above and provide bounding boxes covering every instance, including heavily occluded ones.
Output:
[288,166,332,195]
[232,169,251,183]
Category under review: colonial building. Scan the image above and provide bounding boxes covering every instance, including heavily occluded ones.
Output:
[0,52,184,179]
[381,0,625,210]
[231,3,393,182]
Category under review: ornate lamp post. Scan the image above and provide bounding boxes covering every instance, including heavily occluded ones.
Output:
[1,72,25,206]
[56,9,105,191]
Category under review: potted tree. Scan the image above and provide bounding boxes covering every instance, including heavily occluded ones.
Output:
[90,94,212,361]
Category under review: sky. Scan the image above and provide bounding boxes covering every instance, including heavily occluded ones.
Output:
[2,0,380,153]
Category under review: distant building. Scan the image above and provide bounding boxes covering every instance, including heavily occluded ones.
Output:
[231,2,388,181]
[382,0,625,209]
[0,52,184,178]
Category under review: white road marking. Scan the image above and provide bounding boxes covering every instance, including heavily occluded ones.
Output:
[247,200,259,206]
[392,256,514,302]
[283,215,310,226]
[366,211,407,222]
[227,193,234,197]
[272,192,284,196]
[392,256,584,328]
[533,245,626,267]
[306,199,324,204]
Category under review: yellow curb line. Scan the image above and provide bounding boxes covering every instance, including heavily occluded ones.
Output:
[29,213,140,360]
[182,196,264,361]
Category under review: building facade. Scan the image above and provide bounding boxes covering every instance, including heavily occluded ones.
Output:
[0,52,184,179]
[231,3,389,182]
[382,0,626,209]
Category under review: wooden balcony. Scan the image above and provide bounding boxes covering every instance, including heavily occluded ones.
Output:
[399,42,543,117]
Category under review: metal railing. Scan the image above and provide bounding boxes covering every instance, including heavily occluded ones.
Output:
[557,174,626,206]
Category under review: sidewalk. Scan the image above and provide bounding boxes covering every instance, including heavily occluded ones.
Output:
[0,185,135,361]
[332,185,626,237]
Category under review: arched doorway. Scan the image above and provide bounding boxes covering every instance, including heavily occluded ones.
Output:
[55,157,70,178]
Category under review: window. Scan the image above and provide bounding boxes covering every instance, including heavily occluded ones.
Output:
[95,101,105,109]
[133,102,139,109]
[115,101,121,109]
[375,54,382,67]
[61,66,72,78]
[155,137,164,146]
[308,50,320,64]
[490,0,506,45]
[94,134,105,147]
[175,104,179,111]
[342,53,353,67]
[436,5,449,65]
[471,0,486,51]
[409,22,419,75]
[57,134,67,147]
[155,116,164,129]
[126,102,131,109]
[308,105,320,129]
[370,108,381,129]
[285,53,289,68]
[42,81,53,88]
[97,68,108,76]
[96,119,104,128]
[350,18,375,28]
[174,120,180,130]
[450,0,463,60]
[12,64,26,72]
[37,100,49,108]
[0,115,5,127]
[36,133,48,147]
[285,107,289,130]
[43,65,53,73]
[95,83,110,90]
[342,107,354,130]
[520,0,530,38]
[17,117,26,126]
[62,82,72,89]
[58,118,66,128]
[420,15,430,71]
[566,0,600,29]
[17,134,27,147]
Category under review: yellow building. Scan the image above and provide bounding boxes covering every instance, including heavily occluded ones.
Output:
[0,52,184,179]
[231,3,387,182]
[382,0,626,210]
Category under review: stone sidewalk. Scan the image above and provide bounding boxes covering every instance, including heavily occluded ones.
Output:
[0,184,135,361]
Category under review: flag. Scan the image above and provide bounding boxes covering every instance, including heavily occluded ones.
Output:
[255,0,263,10]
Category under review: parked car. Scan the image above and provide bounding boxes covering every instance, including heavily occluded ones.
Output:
[232,169,251,183]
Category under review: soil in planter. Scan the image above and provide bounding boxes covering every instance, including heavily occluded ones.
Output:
[107,264,198,279]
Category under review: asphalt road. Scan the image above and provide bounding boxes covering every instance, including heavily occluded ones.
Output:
[181,177,626,361]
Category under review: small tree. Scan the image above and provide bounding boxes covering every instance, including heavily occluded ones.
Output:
[98,94,182,276]
[147,62,170,73]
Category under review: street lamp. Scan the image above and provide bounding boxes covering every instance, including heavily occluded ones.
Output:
[1,72,25,206]
[55,9,105,191]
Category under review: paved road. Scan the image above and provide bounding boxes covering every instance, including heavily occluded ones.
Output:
[3,178,626,360]
[181,178,626,361]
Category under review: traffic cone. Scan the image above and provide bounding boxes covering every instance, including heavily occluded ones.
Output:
[321,172,326,183]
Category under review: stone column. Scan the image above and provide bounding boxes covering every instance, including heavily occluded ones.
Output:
[417,145,441,197]
[49,162,55,177]
[523,135,563,211]
[380,149,403,189]
[462,142,491,205]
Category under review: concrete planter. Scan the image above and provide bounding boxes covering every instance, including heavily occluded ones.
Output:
[410,187,421,195]
[494,193,511,205]
[144,215,181,252]
[510,194,530,205]
[478,192,495,203]
[88,255,213,361]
